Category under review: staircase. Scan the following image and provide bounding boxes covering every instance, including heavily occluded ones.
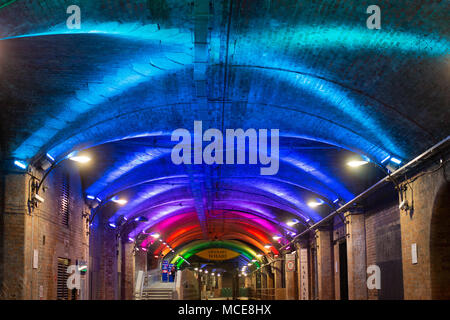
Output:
[140,288,174,300]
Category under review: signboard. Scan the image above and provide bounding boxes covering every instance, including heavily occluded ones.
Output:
[286,253,296,272]
[195,248,240,261]
[161,260,169,282]
[300,248,309,300]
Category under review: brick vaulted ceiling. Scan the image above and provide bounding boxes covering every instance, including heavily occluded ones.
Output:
[0,0,448,260]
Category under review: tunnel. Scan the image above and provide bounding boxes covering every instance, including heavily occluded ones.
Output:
[0,0,449,302]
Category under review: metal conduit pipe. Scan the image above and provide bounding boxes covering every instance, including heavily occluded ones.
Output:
[279,136,450,251]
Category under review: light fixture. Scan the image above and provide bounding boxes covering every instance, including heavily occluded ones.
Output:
[112,197,128,205]
[264,244,271,249]
[158,239,163,242]
[286,219,299,227]
[205,270,208,274]
[69,155,91,163]
[199,269,203,273]
[194,267,198,271]
[307,198,324,208]
[251,259,257,262]
[247,263,252,266]
[14,160,27,170]
[381,155,391,164]
[347,160,368,167]
[151,233,160,239]
[256,253,263,258]
[128,237,134,242]
[217,273,221,277]
[272,235,282,241]
[109,223,117,228]
[390,157,402,165]
[86,195,96,200]
[211,273,215,276]
[333,198,340,204]
[142,247,147,251]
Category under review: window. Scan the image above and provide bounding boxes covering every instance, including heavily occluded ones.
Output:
[59,172,70,227]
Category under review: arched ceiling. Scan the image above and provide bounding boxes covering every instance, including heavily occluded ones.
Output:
[0,0,448,269]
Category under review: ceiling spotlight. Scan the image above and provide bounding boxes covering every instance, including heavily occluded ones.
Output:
[86,195,96,200]
[14,160,27,170]
[272,235,282,241]
[151,233,160,239]
[251,259,257,262]
[204,270,208,274]
[307,198,324,208]
[217,273,221,277]
[347,160,368,168]
[194,267,198,271]
[286,219,299,227]
[256,254,263,258]
[211,273,215,276]
[108,223,117,229]
[112,197,128,205]
[69,155,91,164]
[199,269,203,273]
[128,237,134,242]
[390,157,402,165]
[247,263,252,266]
[264,244,271,249]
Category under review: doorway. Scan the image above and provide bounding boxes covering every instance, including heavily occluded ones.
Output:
[339,241,348,300]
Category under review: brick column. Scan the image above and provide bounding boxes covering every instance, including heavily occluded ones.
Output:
[315,227,334,300]
[285,252,296,299]
[0,173,28,299]
[121,240,135,300]
[296,242,309,300]
[345,210,368,300]
[273,259,282,288]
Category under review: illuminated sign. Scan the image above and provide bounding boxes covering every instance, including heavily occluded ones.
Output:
[195,248,240,261]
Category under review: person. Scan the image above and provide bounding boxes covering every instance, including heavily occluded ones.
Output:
[171,266,176,282]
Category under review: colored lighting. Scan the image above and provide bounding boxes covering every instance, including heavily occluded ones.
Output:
[272,235,281,240]
[256,254,263,257]
[86,195,95,200]
[109,223,117,228]
[333,198,340,204]
[134,216,148,222]
[128,237,134,242]
[14,160,27,169]
[46,153,55,162]
[347,160,369,167]
[390,157,402,165]
[151,233,160,238]
[307,198,324,208]
[251,259,257,262]
[69,155,91,163]
[264,244,271,249]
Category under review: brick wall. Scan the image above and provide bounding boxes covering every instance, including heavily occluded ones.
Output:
[0,162,88,300]
[364,186,403,300]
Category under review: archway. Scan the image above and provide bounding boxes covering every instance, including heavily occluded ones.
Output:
[430,182,450,299]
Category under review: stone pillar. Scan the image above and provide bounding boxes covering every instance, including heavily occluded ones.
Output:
[315,227,334,300]
[345,209,368,300]
[121,240,135,300]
